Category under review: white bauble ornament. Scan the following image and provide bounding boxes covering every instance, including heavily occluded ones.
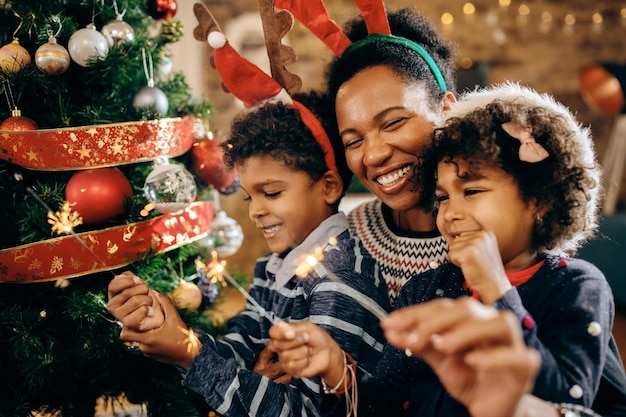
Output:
[35,37,70,75]
[143,156,197,214]
[68,24,109,67]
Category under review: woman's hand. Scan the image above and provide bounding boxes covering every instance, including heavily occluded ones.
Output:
[381,297,541,417]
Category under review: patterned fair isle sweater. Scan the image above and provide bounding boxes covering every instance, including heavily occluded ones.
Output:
[347,199,448,306]
[181,213,392,417]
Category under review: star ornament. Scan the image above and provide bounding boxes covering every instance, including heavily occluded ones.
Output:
[48,202,83,235]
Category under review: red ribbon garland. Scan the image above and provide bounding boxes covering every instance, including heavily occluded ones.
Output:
[0,201,213,283]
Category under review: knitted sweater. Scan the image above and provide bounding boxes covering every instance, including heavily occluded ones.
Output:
[347,199,448,306]
[358,256,623,416]
[182,213,392,417]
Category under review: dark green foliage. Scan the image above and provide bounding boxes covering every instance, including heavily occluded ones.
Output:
[0,2,242,416]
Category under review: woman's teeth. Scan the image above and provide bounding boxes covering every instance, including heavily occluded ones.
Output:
[376,166,411,187]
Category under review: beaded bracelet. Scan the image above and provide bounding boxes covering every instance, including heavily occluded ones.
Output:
[321,352,356,395]
[550,402,601,417]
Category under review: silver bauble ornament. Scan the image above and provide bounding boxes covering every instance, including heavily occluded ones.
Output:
[35,37,70,75]
[133,86,169,116]
[102,18,135,46]
[68,24,109,67]
[143,156,197,213]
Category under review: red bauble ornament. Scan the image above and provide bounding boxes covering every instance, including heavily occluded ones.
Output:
[65,168,133,225]
[190,137,238,190]
[147,0,177,21]
[0,110,38,131]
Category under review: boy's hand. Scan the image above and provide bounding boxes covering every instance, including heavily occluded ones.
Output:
[107,271,165,332]
[254,346,291,384]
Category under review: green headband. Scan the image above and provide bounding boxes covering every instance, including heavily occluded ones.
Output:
[343,33,447,93]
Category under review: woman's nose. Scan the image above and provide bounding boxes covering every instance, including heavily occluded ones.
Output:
[362,134,393,166]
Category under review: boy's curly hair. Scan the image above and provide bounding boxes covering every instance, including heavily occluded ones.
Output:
[417,82,602,256]
[326,7,457,111]
[222,91,351,205]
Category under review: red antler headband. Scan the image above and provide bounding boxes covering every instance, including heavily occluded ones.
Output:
[275,0,447,92]
[206,31,337,171]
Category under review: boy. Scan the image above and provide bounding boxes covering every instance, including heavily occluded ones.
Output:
[106,90,391,417]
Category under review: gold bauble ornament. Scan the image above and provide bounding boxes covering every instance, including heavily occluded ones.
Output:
[170,279,203,311]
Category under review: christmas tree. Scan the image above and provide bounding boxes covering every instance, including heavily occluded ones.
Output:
[0,1,245,416]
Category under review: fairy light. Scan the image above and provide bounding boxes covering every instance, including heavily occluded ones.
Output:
[591,11,603,33]
[563,12,576,36]
[441,12,454,25]
[516,3,530,27]
[499,0,511,8]
[463,3,475,14]
[539,11,552,34]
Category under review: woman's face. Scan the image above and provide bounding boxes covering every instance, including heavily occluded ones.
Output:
[335,65,447,211]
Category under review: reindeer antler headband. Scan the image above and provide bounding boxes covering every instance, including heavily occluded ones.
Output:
[274,0,447,92]
[192,2,337,172]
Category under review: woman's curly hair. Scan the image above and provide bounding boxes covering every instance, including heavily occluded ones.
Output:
[416,82,602,256]
[221,90,351,206]
[326,6,457,111]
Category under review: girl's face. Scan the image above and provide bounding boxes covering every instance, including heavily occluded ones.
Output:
[335,65,449,211]
[435,158,540,271]
[238,155,336,255]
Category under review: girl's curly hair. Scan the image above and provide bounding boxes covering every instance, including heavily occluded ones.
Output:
[417,82,602,256]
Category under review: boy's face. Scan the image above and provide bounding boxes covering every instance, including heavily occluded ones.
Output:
[434,158,540,272]
[238,155,334,254]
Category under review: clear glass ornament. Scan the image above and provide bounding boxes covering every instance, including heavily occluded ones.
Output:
[143,156,197,213]
[206,210,244,258]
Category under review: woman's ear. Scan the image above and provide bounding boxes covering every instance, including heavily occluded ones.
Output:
[441,91,457,112]
[322,170,344,206]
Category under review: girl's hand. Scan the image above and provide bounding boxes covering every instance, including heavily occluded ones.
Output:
[447,230,511,304]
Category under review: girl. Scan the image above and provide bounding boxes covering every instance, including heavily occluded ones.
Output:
[269,83,621,416]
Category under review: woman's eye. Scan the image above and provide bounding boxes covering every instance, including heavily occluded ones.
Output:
[265,191,281,198]
[383,118,406,130]
[242,195,251,202]
[344,137,362,149]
